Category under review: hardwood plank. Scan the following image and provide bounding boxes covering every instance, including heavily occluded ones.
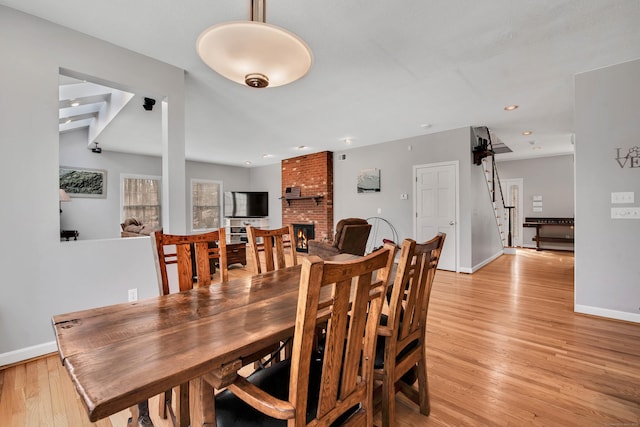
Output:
[23,358,51,426]
[10,363,27,427]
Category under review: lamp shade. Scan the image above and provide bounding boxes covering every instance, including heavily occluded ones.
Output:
[196,20,312,88]
[59,189,71,202]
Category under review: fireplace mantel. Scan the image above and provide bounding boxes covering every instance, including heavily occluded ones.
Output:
[280,195,324,206]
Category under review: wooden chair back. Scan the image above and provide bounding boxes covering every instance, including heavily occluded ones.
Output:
[222,244,396,426]
[151,229,228,295]
[149,229,228,426]
[246,225,297,274]
[374,233,446,426]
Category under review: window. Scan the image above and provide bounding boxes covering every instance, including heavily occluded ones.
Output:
[191,179,222,232]
[121,175,161,227]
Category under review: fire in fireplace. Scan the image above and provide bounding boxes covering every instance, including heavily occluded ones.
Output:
[292,223,315,253]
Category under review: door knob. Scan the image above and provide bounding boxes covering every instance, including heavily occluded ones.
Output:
[449,220,455,226]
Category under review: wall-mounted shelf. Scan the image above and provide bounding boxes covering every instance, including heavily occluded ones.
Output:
[280,195,324,206]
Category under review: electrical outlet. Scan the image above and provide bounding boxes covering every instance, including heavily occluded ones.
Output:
[128,288,138,302]
[400,193,408,200]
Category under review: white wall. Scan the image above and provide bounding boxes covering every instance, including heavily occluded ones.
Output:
[0,6,185,364]
[249,164,283,228]
[470,152,505,270]
[333,127,503,273]
[574,58,640,322]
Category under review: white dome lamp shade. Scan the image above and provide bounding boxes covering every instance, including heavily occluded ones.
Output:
[196,0,312,88]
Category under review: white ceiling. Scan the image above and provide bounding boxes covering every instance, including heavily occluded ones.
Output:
[4,0,640,166]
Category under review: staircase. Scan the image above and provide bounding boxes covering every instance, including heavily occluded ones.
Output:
[473,127,516,254]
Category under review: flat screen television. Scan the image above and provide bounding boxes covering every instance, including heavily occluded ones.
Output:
[224,191,269,218]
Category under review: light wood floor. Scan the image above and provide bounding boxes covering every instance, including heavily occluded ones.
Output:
[2,249,639,426]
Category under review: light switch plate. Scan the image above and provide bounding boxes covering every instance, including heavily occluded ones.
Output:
[611,192,634,204]
[611,207,640,219]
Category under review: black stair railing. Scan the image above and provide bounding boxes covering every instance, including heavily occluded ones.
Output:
[474,126,515,247]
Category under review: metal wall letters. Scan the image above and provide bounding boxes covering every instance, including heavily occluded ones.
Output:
[615,147,640,168]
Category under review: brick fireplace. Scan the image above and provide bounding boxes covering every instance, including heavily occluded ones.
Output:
[282,151,334,244]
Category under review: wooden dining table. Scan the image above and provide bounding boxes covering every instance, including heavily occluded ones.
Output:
[52,263,311,426]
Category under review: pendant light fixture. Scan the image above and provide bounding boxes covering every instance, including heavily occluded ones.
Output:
[196,0,312,88]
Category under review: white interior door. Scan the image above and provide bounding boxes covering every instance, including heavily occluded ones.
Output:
[501,178,524,247]
[414,162,457,271]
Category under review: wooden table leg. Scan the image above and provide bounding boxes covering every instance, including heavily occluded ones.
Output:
[199,377,217,427]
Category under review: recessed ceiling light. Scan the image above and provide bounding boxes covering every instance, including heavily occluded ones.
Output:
[295,145,308,150]
[244,160,252,165]
[504,105,518,111]
[343,138,352,145]
[522,130,532,135]
[262,153,273,158]
[420,123,432,129]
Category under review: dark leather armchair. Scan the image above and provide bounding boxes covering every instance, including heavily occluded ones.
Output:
[308,217,372,259]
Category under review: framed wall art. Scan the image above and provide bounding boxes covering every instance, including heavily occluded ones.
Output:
[357,168,380,193]
[59,166,107,198]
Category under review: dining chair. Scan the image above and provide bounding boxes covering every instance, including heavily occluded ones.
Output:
[149,228,228,427]
[247,224,297,275]
[207,243,397,427]
[373,233,446,427]
[151,228,228,295]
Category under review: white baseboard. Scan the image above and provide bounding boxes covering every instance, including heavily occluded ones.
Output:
[0,341,58,368]
[468,250,503,273]
[574,305,640,324]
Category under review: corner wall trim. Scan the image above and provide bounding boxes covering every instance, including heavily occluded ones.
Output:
[0,341,58,368]
[574,304,640,324]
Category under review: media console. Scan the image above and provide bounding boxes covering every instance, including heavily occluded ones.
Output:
[225,217,269,244]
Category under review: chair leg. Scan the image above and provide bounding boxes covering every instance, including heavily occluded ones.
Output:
[381,368,395,427]
[159,389,171,419]
[158,385,190,427]
[128,405,140,427]
[416,359,430,416]
[397,363,430,416]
